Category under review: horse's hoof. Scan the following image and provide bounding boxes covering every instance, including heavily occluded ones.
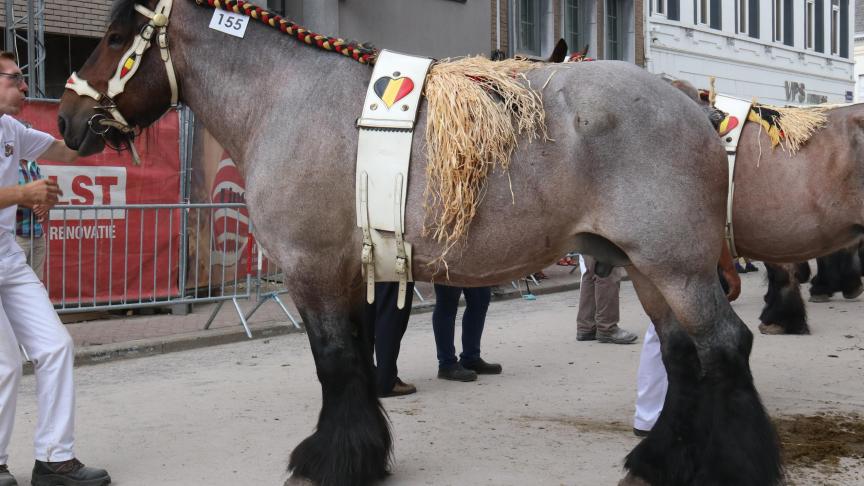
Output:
[758,323,787,335]
[618,472,651,486]
[808,294,832,303]
[842,285,863,300]
[284,476,317,486]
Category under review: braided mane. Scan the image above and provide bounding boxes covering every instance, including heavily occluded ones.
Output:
[110,0,378,64]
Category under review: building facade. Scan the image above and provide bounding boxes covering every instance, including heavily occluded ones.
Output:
[645,0,855,104]
[495,0,854,104]
[2,0,108,98]
[297,0,856,105]
[3,0,855,104]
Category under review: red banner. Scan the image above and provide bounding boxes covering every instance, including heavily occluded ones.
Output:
[187,123,259,289]
[17,100,182,305]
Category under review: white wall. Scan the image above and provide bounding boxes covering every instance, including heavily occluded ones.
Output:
[854,37,864,101]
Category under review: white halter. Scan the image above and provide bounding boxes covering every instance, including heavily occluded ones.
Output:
[64,0,179,163]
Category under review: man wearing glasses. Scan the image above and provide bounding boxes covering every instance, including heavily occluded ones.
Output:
[0,52,110,486]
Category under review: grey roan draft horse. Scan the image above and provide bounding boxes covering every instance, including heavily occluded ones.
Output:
[56,1,791,484]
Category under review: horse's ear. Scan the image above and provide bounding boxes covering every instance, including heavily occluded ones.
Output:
[548,39,568,63]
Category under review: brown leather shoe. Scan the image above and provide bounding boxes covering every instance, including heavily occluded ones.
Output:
[379,378,416,398]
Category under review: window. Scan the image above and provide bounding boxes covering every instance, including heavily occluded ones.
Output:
[668,0,680,20]
[606,0,621,60]
[738,0,748,34]
[831,0,840,54]
[564,0,582,54]
[815,0,825,52]
[773,0,783,41]
[698,0,710,25]
[266,0,286,16]
[830,0,849,58]
[748,0,760,38]
[515,0,542,56]
[840,0,849,57]
[696,0,721,29]
[774,0,794,45]
[805,0,815,49]
[657,0,681,20]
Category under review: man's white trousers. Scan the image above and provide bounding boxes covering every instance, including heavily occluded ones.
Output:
[0,241,75,464]
[634,323,667,432]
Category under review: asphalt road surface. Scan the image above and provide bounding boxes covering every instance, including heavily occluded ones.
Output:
[5,269,863,485]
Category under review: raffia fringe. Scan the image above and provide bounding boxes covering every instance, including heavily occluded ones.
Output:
[422,56,547,266]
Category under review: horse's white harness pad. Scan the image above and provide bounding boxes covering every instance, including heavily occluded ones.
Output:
[356,50,433,308]
[714,94,752,259]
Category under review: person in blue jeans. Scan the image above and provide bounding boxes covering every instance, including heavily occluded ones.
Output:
[432,284,502,381]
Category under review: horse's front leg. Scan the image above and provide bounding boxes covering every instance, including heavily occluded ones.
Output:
[287,278,391,486]
[622,265,783,486]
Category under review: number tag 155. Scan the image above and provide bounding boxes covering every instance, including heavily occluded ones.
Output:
[209,10,249,38]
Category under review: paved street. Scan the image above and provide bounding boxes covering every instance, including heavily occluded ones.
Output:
[4,268,864,485]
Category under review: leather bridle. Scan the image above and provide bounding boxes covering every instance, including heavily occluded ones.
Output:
[64,0,179,163]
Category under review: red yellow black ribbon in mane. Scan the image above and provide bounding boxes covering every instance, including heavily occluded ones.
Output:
[748,106,784,147]
[195,0,378,64]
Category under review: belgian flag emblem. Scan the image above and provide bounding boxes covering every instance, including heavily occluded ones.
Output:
[718,115,739,137]
[373,76,415,108]
[120,54,137,78]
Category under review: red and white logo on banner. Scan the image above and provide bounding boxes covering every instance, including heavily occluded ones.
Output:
[43,166,127,219]
[211,155,249,265]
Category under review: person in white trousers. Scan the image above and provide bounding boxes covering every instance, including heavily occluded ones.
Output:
[633,323,667,436]
[0,51,110,486]
[633,251,741,437]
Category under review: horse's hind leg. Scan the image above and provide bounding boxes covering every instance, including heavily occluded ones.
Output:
[810,246,863,300]
[759,263,809,335]
[622,265,783,486]
[287,279,391,486]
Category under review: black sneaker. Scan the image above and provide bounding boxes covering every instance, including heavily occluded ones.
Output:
[460,358,502,375]
[437,364,477,382]
[0,464,18,486]
[31,458,110,486]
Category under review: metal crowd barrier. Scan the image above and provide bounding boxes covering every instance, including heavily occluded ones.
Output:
[18,202,298,337]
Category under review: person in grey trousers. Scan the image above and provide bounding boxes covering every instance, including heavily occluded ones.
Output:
[576,255,638,344]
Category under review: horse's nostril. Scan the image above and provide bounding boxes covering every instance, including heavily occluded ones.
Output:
[57,115,67,137]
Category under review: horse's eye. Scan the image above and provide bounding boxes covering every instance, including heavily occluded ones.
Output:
[107,33,125,48]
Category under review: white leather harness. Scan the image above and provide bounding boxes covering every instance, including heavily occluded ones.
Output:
[64,0,179,164]
[355,50,433,309]
[713,94,752,259]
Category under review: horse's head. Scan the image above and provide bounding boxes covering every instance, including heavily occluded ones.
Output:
[58,0,179,156]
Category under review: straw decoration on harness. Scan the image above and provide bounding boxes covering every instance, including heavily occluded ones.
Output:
[748,103,830,154]
[194,0,378,64]
[423,57,547,264]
